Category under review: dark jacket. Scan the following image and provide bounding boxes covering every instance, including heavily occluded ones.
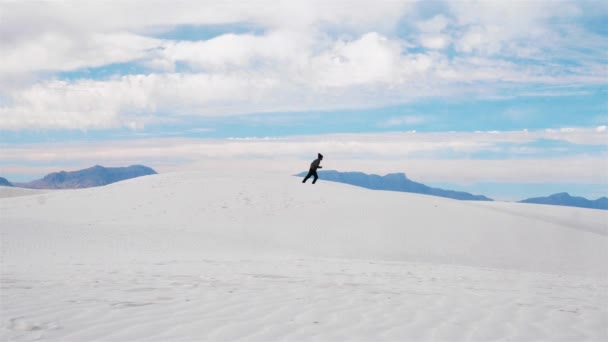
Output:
[310,158,322,171]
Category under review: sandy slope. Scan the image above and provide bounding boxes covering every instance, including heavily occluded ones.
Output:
[0,186,47,199]
[1,170,607,341]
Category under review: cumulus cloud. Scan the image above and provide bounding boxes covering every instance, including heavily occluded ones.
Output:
[0,0,606,130]
[419,34,450,50]
[0,0,410,42]
[416,15,451,50]
[310,32,407,87]
[0,32,161,74]
[154,30,312,72]
[0,72,288,129]
[0,0,409,83]
[416,15,450,33]
[2,33,604,130]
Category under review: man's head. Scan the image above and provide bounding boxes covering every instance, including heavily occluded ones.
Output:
[318,153,323,160]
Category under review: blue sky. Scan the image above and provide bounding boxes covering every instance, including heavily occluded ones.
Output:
[0,0,606,200]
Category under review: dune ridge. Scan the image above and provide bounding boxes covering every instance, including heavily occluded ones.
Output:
[1,169,606,341]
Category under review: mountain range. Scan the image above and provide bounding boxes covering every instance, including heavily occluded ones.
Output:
[298,170,493,201]
[0,177,13,187]
[519,192,608,210]
[9,165,157,189]
[1,166,605,210]
[297,170,607,210]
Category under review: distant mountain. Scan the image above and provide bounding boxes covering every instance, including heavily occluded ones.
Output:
[18,165,157,189]
[519,193,608,210]
[298,170,493,201]
[0,177,13,187]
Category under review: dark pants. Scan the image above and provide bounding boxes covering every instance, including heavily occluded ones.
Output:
[302,169,318,184]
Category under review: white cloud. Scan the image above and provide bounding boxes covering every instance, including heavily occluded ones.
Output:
[0,72,291,130]
[414,15,452,50]
[310,32,406,87]
[416,15,450,33]
[2,132,606,185]
[0,0,411,86]
[380,116,428,127]
[3,26,605,131]
[155,30,312,72]
[0,0,411,41]
[456,26,501,54]
[419,34,450,50]
[1,51,604,130]
[2,127,605,163]
[399,157,608,184]
[0,1,606,130]
[447,0,608,65]
[0,31,427,130]
[448,0,567,55]
[0,32,161,74]
[542,127,607,145]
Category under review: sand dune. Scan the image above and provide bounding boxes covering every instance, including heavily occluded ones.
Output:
[1,169,607,341]
[0,186,47,199]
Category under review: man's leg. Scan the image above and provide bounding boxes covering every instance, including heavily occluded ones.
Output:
[312,171,319,184]
[302,171,312,183]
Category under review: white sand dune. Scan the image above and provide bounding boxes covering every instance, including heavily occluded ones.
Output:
[0,186,47,199]
[1,169,607,341]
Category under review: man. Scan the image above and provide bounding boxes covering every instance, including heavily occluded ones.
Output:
[302,153,323,184]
